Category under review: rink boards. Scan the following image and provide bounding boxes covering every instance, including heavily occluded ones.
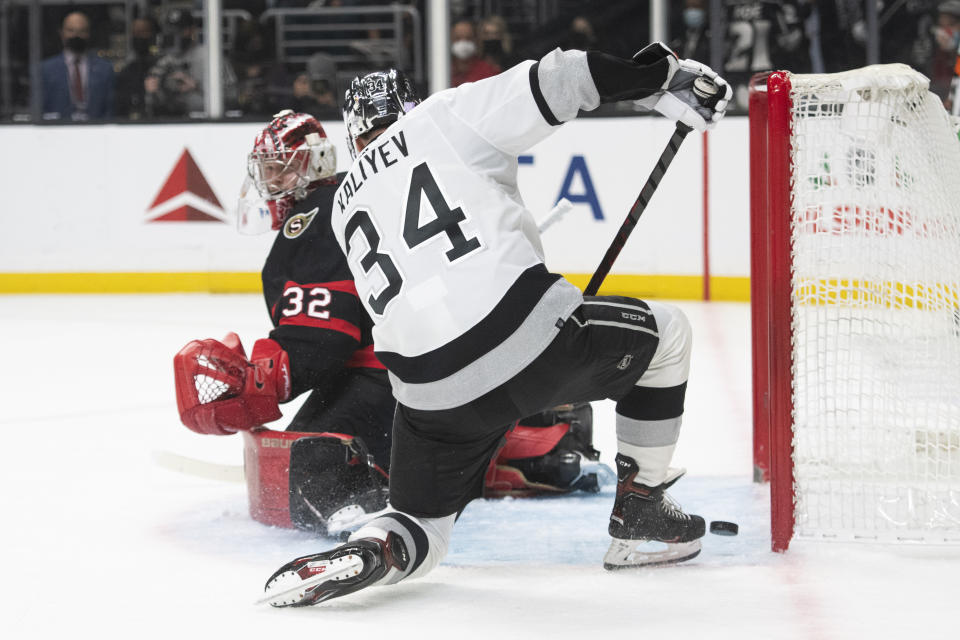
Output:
[0,116,751,300]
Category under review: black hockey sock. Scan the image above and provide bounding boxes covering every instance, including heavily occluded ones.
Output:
[616,382,687,421]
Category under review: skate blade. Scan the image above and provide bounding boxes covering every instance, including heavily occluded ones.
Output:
[602,538,701,570]
[257,553,365,607]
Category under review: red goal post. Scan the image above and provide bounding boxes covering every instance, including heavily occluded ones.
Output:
[749,65,960,552]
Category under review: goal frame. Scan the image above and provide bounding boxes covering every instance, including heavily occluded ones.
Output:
[749,71,795,552]
[750,63,960,551]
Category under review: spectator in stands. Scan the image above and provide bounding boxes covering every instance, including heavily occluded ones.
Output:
[146,8,238,118]
[811,0,866,72]
[115,17,159,120]
[40,11,115,120]
[878,0,938,66]
[563,15,598,52]
[923,1,960,105]
[479,15,519,70]
[289,53,339,119]
[233,18,290,117]
[450,18,499,87]
[671,0,711,62]
[722,0,810,112]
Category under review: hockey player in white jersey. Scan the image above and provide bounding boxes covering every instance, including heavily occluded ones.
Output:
[262,42,731,606]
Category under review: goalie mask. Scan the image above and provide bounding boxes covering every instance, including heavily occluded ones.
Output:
[343,69,421,159]
[246,110,337,230]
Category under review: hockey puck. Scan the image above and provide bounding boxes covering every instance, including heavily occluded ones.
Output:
[709,520,739,536]
[693,76,719,99]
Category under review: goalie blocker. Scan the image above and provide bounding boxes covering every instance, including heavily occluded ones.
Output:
[245,402,602,536]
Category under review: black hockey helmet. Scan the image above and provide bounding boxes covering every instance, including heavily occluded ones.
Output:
[342,69,420,158]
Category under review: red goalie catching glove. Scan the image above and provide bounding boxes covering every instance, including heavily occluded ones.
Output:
[173,332,291,435]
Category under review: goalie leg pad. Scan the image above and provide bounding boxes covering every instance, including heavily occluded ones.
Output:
[484,403,608,497]
[497,422,571,459]
[242,429,387,534]
[288,435,388,536]
[243,428,302,528]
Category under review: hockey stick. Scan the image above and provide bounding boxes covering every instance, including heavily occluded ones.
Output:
[536,198,573,233]
[583,74,724,296]
[583,122,692,296]
[152,450,244,483]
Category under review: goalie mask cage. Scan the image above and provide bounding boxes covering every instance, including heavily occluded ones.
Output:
[749,65,960,552]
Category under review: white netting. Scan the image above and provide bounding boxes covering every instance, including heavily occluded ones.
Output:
[789,64,960,543]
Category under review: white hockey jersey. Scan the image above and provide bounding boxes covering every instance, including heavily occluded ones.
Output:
[331,51,601,410]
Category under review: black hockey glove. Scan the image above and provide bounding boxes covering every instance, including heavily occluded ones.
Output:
[632,42,732,132]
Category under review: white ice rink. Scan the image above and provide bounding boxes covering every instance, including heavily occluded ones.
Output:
[2,295,958,639]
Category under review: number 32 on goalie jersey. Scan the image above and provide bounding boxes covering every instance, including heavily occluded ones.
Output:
[343,162,482,316]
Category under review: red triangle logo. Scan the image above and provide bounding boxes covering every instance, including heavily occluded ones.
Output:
[146,148,225,223]
[150,205,224,222]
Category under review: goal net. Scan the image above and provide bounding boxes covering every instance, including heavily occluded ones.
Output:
[749,65,960,551]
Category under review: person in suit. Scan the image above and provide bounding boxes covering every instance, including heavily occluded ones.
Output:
[40,11,114,120]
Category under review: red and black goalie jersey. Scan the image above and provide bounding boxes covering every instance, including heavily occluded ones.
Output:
[261,173,385,400]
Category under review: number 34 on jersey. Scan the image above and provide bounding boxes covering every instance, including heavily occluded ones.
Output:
[338,160,484,317]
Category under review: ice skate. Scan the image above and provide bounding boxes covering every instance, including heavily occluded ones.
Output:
[260,532,408,607]
[604,454,705,569]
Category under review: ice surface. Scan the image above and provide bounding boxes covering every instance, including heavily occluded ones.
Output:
[1,295,957,638]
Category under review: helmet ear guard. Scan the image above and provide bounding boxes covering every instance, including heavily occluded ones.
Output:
[305,132,337,180]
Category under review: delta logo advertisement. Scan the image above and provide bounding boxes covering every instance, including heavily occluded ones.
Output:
[145,148,227,223]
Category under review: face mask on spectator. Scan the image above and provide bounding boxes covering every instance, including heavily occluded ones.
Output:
[684,8,706,29]
[65,36,88,54]
[451,39,476,60]
[934,25,960,51]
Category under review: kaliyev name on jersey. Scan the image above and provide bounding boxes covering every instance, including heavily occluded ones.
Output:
[336,131,410,214]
